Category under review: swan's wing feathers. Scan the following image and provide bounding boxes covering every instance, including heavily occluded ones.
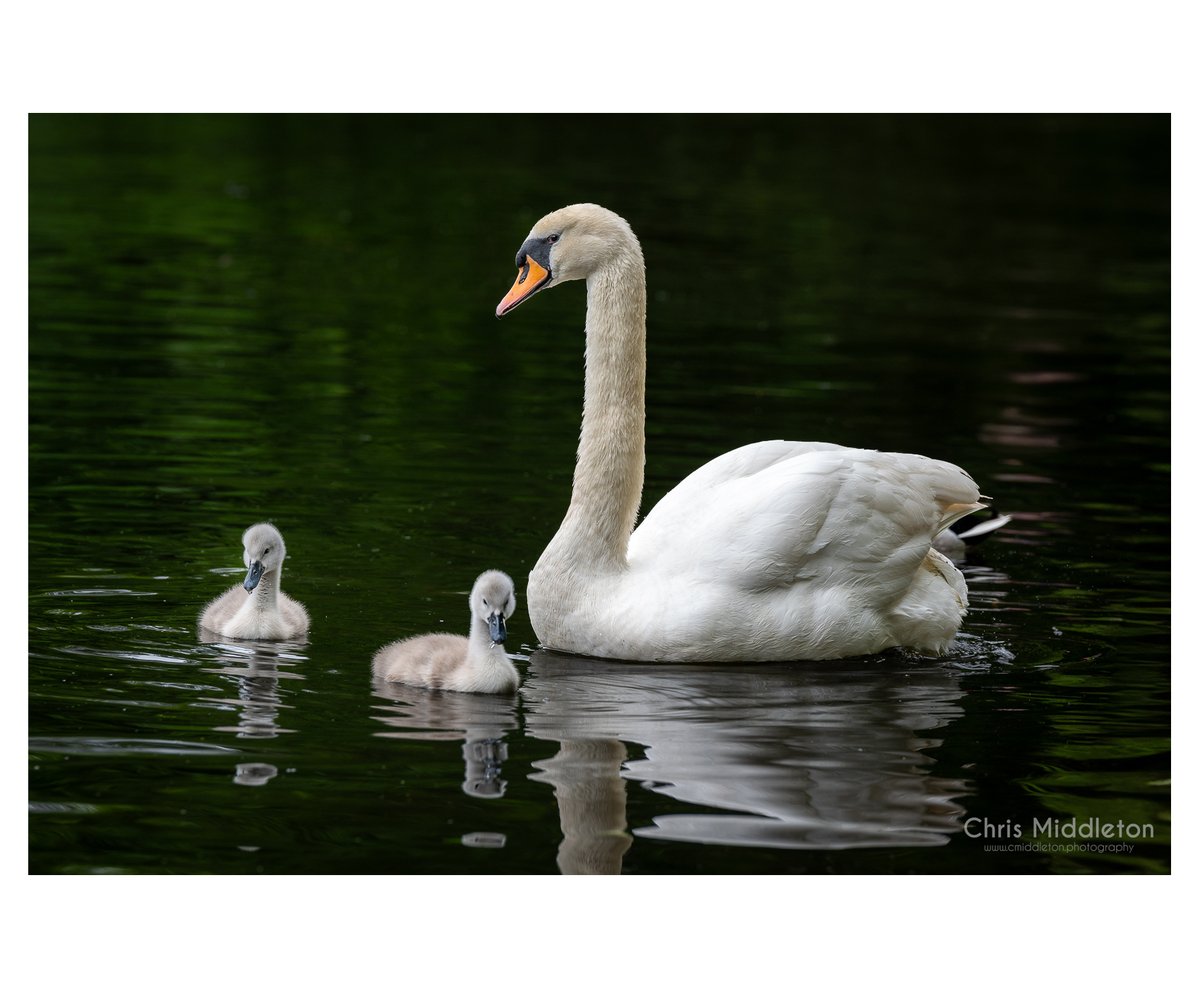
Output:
[645,440,845,518]
[632,443,842,582]
[895,452,986,532]
[631,444,981,601]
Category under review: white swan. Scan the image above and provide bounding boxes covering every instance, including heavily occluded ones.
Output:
[372,570,520,694]
[198,522,310,640]
[496,203,991,663]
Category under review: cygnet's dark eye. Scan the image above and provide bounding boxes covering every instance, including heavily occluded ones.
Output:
[263,547,271,555]
[482,598,488,607]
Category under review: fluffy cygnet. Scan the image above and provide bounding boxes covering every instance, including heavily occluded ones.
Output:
[372,570,520,694]
[198,522,310,640]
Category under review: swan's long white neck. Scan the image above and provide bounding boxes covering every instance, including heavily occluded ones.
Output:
[553,249,647,572]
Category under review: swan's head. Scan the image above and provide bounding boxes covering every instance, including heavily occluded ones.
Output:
[496,203,640,316]
[469,569,517,644]
[241,522,286,592]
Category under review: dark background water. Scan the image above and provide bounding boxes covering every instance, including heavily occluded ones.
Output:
[28,114,1169,874]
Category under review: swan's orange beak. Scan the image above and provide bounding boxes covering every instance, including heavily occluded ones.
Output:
[496,256,550,317]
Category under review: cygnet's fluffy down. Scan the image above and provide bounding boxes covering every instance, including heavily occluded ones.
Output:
[372,570,520,694]
[198,522,310,640]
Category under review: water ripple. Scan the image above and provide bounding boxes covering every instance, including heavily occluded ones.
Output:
[29,736,240,756]
[58,645,193,666]
[44,588,158,598]
[29,801,100,814]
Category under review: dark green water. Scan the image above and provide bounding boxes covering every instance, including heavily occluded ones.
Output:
[28,115,1169,874]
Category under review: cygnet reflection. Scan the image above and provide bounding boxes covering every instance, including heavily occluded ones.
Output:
[233,762,278,787]
[371,680,519,799]
[201,638,308,740]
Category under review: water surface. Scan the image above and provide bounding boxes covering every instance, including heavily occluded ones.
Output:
[28,115,1169,874]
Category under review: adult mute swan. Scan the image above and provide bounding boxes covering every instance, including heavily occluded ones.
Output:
[496,203,991,663]
[372,570,520,693]
[199,522,310,640]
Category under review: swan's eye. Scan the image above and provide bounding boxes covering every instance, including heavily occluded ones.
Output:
[263,547,271,555]
[482,598,488,607]
[546,234,559,244]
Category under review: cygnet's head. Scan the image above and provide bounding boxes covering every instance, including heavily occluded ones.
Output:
[469,570,517,644]
[241,522,286,592]
[496,203,642,316]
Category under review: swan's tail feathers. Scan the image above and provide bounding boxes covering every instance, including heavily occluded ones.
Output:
[947,506,1012,545]
[936,500,991,535]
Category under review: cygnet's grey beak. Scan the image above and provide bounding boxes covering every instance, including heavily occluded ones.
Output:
[244,560,264,593]
[488,613,507,644]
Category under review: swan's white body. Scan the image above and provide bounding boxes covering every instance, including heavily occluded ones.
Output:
[542,440,979,662]
[497,204,986,663]
[372,570,520,694]
[199,523,309,640]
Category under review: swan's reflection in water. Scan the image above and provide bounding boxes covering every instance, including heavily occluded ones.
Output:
[370,681,519,799]
[531,739,634,874]
[523,652,970,871]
